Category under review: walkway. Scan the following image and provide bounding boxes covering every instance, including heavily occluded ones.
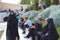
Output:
[0,22,31,40]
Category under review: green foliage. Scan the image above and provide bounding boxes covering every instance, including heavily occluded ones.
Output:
[38,7,50,20]
[33,0,39,10]
[20,0,30,4]
[25,6,34,12]
[38,5,60,26]
[45,0,51,7]
[53,0,59,5]
[24,10,39,19]
[25,8,30,12]
[56,27,60,40]
[0,30,4,38]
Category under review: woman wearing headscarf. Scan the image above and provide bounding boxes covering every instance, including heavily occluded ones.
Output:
[6,11,19,40]
[35,18,43,40]
[41,18,59,40]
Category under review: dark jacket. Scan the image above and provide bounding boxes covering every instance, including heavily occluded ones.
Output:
[6,13,19,40]
[47,18,59,40]
[36,23,42,32]
[41,18,59,40]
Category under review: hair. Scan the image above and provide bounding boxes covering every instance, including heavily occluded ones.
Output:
[9,11,16,17]
[32,23,35,26]
[39,18,42,21]
[10,11,14,14]
[25,17,28,19]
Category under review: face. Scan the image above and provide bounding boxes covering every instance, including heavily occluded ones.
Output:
[24,19,27,22]
[10,12,13,15]
[46,19,48,24]
[16,13,19,16]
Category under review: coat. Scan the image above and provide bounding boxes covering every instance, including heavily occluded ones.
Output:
[41,18,59,40]
[6,14,19,40]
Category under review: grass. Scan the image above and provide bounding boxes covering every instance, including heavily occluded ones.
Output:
[56,27,60,40]
[0,30,4,38]
[38,10,43,13]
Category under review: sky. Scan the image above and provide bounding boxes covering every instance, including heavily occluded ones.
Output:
[2,0,21,4]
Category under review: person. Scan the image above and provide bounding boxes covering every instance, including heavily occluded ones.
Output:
[22,17,32,34]
[41,18,59,40]
[36,18,43,32]
[24,23,36,40]
[6,11,19,40]
[16,12,20,20]
[19,16,24,29]
[34,18,43,40]
[21,6,23,11]
[16,12,21,28]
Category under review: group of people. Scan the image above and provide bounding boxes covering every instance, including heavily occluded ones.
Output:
[6,10,59,40]
[23,18,59,40]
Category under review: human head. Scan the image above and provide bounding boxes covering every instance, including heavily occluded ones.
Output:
[45,18,48,24]
[39,18,43,25]
[48,18,54,24]
[39,18,42,21]
[34,18,39,24]
[24,17,28,22]
[16,12,19,16]
[32,23,35,28]
[47,18,56,31]
[10,11,14,15]
[32,23,35,26]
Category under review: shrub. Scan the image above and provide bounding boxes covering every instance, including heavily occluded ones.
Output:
[24,10,39,19]
[37,5,60,26]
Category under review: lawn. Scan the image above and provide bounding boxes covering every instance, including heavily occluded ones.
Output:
[56,27,60,40]
[0,30,4,38]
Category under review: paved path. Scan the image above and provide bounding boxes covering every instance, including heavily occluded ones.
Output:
[0,22,31,40]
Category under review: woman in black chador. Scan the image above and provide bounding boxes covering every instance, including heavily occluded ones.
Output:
[41,18,59,40]
[6,11,19,40]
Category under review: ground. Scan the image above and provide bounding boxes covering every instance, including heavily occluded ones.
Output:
[0,22,60,40]
[0,30,4,38]
[0,22,31,40]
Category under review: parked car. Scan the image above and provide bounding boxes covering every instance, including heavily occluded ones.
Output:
[0,12,9,22]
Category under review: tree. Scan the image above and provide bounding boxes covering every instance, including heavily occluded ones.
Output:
[45,0,51,7]
[20,0,30,4]
[33,0,39,10]
[53,0,59,5]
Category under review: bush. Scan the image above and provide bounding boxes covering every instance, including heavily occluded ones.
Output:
[24,10,39,19]
[25,6,34,12]
[53,0,59,5]
[25,8,30,12]
[37,6,51,20]
[45,0,51,7]
[20,0,30,4]
[37,5,60,26]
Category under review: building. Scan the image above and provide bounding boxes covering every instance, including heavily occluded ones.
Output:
[0,0,29,10]
[0,0,1,2]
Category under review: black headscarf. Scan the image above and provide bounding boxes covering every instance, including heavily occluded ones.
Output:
[7,11,19,40]
[7,11,17,30]
[48,18,55,31]
[47,18,59,40]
